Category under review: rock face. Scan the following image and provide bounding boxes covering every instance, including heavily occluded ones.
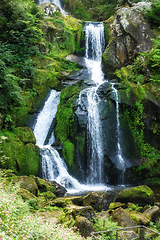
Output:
[0,127,41,176]
[40,2,60,16]
[102,2,154,74]
[74,81,141,183]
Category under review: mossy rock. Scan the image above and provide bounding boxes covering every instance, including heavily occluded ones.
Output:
[83,191,110,212]
[130,211,150,225]
[40,191,56,200]
[0,131,41,176]
[66,204,96,220]
[111,207,136,228]
[109,202,125,210]
[75,216,95,238]
[14,127,36,144]
[50,197,72,208]
[34,176,56,193]
[17,188,37,201]
[114,185,155,205]
[12,176,38,196]
[127,202,137,210]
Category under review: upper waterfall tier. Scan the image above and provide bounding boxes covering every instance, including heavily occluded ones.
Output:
[84,22,105,85]
[85,22,105,61]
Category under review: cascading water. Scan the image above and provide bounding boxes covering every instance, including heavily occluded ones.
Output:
[85,22,105,85]
[84,22,105,184]
[111,84,126,184]
[33,89,109,194]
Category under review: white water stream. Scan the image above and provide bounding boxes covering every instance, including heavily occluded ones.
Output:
[111,84,126,184]
[84,22,105,184]
[33,89,110,194]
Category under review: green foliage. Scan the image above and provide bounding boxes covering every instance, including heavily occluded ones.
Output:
[65,0,118,21]
[0,130,40,175]
[93,217,121,239]
[145,0,160,27]
[63,140,75,167]
[55,84,80,167]
[144,37,160,75]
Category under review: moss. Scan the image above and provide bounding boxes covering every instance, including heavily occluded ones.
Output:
[55,83,80,168]
[0,130,41,176]
[62,140,75,167]
[109,202,125,210]
[34,176,56,193]
[40,191,56,200]
[114,185,155,205]
[14,127,36,144]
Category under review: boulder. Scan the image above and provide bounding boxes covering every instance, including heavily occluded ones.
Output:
[46,180,67,197]
[102,2,154,74]
[119,230,139,239]
[130,211,150,226]
[96,211,109,220]
[83,191,117,211]
[40,191,56,200]
[34,177,56,193]
[14,127,36,144]
[13,176,38,196]
[114,185,155,205]
[17,188,37,201]
[66,204,96,220]
[109,202,125,210]
[112,207,135,228]
[75,216,95,238]
[143,205,160,222]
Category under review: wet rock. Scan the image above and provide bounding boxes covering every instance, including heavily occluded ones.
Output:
[75,216,95,238]
[66,204,96,220]
[83,191,117,212]
[34,177,56,193]
[143,205,160,222]
[112,207,135,228]
[46,180,67,197]
[114,185,155,205]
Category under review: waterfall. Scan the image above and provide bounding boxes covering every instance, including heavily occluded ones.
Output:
[84,22,105,85]
[83,22,105,184]
[33,90,60,146]
[33,89,109,194]
[111,84,126,184]
[86,88,104,183]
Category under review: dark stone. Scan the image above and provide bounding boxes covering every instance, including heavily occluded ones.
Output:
[46,180,67,197]
[75,216,95,238]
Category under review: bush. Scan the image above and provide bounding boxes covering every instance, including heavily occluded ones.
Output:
[145,0,160,27]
